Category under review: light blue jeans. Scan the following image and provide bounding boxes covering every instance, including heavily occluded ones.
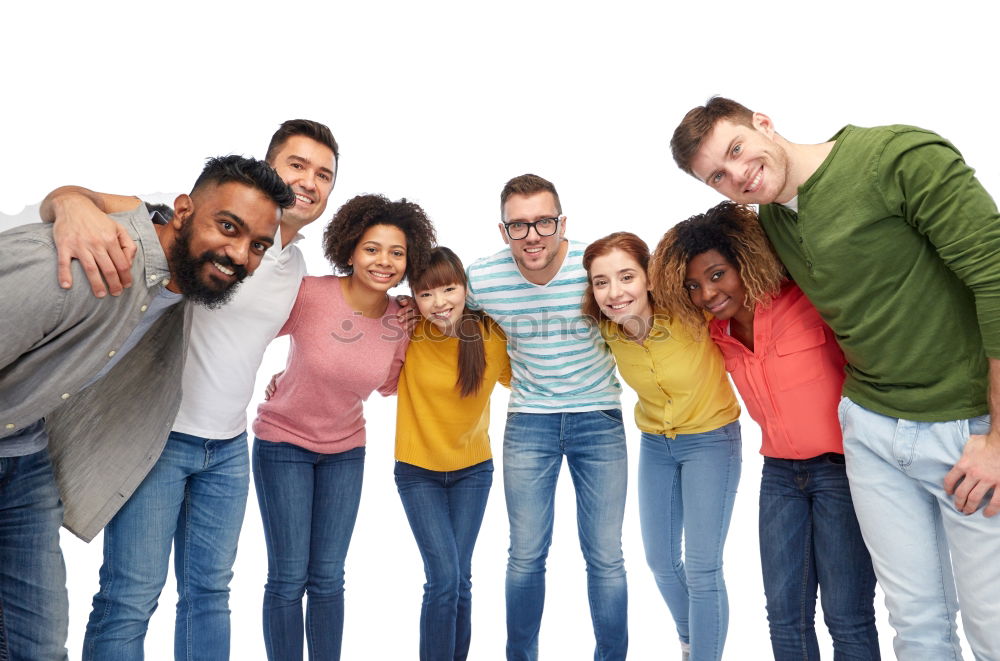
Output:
[84,431,250,661]
[638,422,741,661]
[839,397,1000,660]
[503,410,628,661]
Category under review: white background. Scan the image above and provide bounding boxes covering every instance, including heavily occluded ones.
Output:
[2,1,997,658]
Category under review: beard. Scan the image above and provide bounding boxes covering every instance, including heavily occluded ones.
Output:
[168,220,249,310]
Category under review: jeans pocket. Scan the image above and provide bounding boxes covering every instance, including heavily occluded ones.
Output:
[824,452,846,466]
[837,396,852,429]
[595,408,624,424]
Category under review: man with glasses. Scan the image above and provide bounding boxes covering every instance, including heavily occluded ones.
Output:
[466,174,627,661]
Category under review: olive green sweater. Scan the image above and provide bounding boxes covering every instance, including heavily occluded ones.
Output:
[759,125,1000,421]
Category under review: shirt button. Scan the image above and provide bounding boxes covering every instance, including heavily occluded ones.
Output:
[108,350,116,357]
[140,305,148,312]
[806,261,813,268]
[61,393,71,400]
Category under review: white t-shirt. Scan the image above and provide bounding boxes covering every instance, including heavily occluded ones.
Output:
[172,231,307,438]
[2,193,308,439]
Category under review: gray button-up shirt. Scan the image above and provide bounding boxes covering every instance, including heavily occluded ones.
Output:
[0,203,191,541]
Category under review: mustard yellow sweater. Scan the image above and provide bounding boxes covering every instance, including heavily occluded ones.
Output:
[395,317,511,471]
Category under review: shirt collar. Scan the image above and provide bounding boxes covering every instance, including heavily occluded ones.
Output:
[121,201,171,288]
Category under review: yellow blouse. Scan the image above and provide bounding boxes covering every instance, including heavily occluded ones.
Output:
[395,317,511,471]
[601,313,739,437]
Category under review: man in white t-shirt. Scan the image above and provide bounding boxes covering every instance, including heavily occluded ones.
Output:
[43,120,338,660]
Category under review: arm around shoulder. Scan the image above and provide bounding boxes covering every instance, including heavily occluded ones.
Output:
[40,185,142,297]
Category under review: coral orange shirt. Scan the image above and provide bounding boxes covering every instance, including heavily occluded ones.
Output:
[709,282,846,459]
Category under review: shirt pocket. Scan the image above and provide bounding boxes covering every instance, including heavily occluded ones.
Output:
[772,326,827,392]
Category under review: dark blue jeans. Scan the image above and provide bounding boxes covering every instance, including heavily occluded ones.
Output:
[0,448,68,661]
[253,439,365,661]
[759,454,879,661]
[395,459,493,661]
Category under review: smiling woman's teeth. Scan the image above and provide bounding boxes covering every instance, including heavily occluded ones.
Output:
[609,302,629,310]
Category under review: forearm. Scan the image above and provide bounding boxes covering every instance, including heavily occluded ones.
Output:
[988,357,1000,439]
[40,186,141,222]
[37,186,141,296]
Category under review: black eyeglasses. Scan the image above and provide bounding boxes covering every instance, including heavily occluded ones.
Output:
[503,216,562,240]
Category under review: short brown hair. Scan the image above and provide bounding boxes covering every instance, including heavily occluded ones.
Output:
[581,232,653,323]
[499,174,562,219]
[649,202,785,336]
[265,119,340,165]
[671,96,754,176]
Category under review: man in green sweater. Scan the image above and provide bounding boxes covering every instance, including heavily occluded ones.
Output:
[669,96,1000,659]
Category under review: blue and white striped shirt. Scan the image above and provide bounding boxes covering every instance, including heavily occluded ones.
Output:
[466,240,621,413]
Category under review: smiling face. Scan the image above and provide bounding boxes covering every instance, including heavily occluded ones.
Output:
[349,223,407,293]
[690,116,794,205]
[269,134,336,228]
[500,191,567,284]
[588,248,652,325]
[167,181,279,308]
[683,249,750,323]
[415,281,467,335]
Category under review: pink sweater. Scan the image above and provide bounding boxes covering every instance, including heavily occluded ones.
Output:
[252,275,408,454]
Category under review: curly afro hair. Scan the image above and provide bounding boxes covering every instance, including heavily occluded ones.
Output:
[650,201,786,336]
[323,194,436,283]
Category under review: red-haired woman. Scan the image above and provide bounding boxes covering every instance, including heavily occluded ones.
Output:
[583,232,742,661]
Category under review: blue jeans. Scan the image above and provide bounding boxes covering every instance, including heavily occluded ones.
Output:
[502,410,628,661]
[0,448,68,661]
[638,422,741,661]
[83,431,250,661]
[253,439,365,661]
[839,397,1000,661]
[395,459,493,661]
[759,453,879,660]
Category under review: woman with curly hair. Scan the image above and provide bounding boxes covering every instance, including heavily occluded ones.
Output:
[251,194,435,660]
[582,232,741,661]
[394,246,510,661]
[652,201,878,661]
